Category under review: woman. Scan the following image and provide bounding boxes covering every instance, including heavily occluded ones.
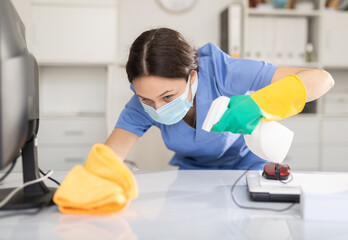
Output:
[106,28,334,170]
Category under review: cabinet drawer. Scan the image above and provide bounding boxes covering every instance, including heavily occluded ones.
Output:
[38,146,91,171]
[38,117,106,144]
[324,94,348,115]
[322,145,348,172]
[322,119,348,143]
[283,144,319,171]
[278,117,319,144]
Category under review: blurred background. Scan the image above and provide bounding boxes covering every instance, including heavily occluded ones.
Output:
[10,0,348,172]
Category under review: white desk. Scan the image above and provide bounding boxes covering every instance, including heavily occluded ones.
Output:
[1,170,348,240]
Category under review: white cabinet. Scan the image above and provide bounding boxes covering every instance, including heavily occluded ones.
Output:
[322,146,348,172]
[279,117,320,143]
[279,117,320,171]
[37,65,109,171]
[284,145,319,171]
[38,117,106,145]
[321,12,348,68]
[322,119,348,143]
[321,119,348,172]
[30,0,117,64]
[39,66,107,115]
[323,70,348,116]
[38,116,106,171]
[38,146,92,171]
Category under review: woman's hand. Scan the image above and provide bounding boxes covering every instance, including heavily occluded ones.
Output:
[211,95,263,134]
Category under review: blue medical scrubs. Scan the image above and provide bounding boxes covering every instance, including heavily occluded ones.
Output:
[116,43,278,170]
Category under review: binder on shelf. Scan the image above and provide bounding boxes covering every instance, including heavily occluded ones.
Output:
[273,17,307,65]
[220,4,243,58]
[289,17,307,65]
[246,16,307,65]
[246,16,274,62]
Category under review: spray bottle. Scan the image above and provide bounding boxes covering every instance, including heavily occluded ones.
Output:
[202,96,294,163]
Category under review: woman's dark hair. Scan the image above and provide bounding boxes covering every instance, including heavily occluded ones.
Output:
[126,28,198,83]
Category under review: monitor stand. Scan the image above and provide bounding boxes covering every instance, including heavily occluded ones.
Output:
[0,136,56,210]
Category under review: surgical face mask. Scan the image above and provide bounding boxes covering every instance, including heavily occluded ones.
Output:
[140,74,198,125]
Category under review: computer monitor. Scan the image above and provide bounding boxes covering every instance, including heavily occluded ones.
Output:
[0,0,55,210]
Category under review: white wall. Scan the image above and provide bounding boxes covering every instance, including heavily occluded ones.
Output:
[117,0,232,63]
[107,0,232,170]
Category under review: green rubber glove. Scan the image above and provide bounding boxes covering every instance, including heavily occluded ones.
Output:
[211,95,264,135]
[210,75,307,135]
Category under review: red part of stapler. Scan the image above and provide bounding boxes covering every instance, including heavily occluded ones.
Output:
[262,163,291,180]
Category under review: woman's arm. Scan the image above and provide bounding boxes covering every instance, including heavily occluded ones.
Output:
[105,128,139,161]
[271,66,335,102]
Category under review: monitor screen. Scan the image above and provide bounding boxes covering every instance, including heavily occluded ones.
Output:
[0,0,55,210]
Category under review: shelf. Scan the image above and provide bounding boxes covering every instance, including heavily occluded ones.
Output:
[37,60,115,67]
[321,114,348,119]
[40,112,105,118]
[247,9,320,17]
[273,62,321,68]
[32,0,117,7]
[293,113,319,118]
[302,62,321,68]
[38,142,96,148]
[279,114,319,121]
[323,65,348,70]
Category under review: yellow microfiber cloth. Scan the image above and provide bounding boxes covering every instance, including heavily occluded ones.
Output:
[53,144,138,215]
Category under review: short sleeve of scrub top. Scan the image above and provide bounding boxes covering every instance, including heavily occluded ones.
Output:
[115,42,278,170]
[116,94,156,137]
[199,43,276,96]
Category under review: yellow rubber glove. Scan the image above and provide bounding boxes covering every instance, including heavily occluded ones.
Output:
[250,74,307,121]
[53,144,138,215]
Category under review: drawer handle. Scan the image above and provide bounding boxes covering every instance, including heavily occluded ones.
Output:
[65,158,84,163]
[64,130,84,136]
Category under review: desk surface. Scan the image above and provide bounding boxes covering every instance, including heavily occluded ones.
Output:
[1,170,348,240]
